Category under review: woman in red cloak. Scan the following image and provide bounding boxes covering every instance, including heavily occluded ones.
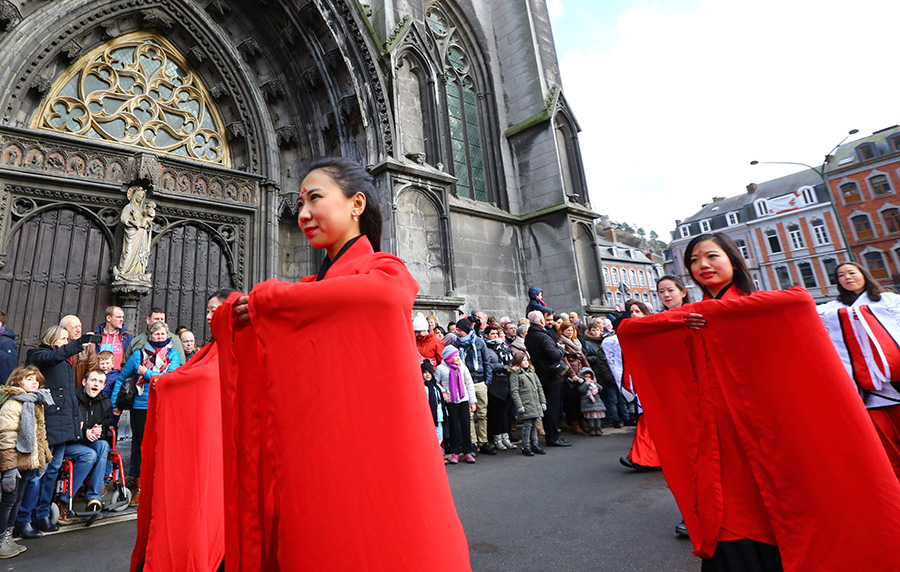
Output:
[131,289,232,572]
[215,157,470,571]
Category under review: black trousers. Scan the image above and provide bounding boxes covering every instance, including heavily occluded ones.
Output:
[446,401,474,455]
[130,408,148,477]
[540,377,562,442]
[0,470,25,530]
[701,539,783,572]
[487,393,511,437]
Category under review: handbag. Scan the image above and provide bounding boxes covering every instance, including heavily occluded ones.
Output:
[548,360,569,378]
[116,376,138,410]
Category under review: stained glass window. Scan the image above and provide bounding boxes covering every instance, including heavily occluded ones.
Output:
[426,3,488,202]
[33,32,230,167]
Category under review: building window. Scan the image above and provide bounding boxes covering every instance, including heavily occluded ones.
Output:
[864,251,889,279]
[776,266,792,289]
[891,135,900,153]
[755,200,768,217]
[883,208,900,234]
[615,291,623,306]
[788,227,805,250]
[679,225,690,238]
[871,174,893,197]
[801,186,816,204]
[753,278,761,291]
[841,182,862,203]
[798,262,817,288]
[606,291,614,305]
[638,270,646,287]
[727,212,739,226]
[621,268,629,285]
[812,221,830,245]
[603,267,610,285]
[611,268,619,284]
[427,4,489,202]
[857,143,876,161]
[700,219,711,233]
[629,269,637,285]
[766,230,783,254]
[852,214,875,240]
[736,239,750,259]
[823,258,838,285]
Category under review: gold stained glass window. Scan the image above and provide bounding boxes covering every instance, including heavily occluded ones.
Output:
[32,32,230,167]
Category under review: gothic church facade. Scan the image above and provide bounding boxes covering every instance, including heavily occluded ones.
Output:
[0,0,603,353]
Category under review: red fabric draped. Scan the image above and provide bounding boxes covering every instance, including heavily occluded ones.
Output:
[130,342,225,572]
[213,236,471,571]
[618,287,900,571]
[628,415,660,467]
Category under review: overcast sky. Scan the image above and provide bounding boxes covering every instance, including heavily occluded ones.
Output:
[548,0,900,240]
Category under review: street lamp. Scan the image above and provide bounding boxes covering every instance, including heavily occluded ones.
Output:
[750,129,858,262]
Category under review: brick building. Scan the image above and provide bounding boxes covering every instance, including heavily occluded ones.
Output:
[597,237,661,309]
[666,170,848,303]
[825,125,900,286]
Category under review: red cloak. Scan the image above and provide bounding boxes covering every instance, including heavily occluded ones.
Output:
[213,236,471,571]
[130,342,225,572]
[618,287,900,571]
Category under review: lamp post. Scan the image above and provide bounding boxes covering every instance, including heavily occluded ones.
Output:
[750,129,858,263]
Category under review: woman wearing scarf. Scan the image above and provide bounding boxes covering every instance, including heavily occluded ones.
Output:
[558,320,589,434]
[435,346,477,464]
[112,321,181,507]
[484,324,516,450]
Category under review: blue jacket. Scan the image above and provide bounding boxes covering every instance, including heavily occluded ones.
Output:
[453,332,492,385]
[0,327,17,385]
[112,343,181,410]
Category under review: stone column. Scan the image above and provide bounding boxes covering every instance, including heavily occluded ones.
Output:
[112,283,150,335]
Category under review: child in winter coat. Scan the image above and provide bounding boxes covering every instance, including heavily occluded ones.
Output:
[97,350,120,431]
[577,368,606,436]
[434,346,477,464]
[422,361,447,446]
[0,366,53,558]
[509,353,546,456]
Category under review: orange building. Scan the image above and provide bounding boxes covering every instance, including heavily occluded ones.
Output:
[826,125,900,286]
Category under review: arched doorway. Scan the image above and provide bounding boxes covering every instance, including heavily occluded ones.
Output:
[137,222,236,343]
[0,205,113,356]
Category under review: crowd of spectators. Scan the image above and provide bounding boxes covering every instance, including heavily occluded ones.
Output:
[0,305,197,559]
[416,286,638,463]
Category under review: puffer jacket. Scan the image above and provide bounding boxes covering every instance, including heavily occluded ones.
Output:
[113,342,182,411]
[509,366,546,421]
[485,338,513,400]
[582,333,616,391]
[417,332,444,366]
[26,340,84,446]
[0,386,53,471]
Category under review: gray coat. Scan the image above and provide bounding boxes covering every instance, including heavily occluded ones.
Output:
[509,367,546,421]
[578,380,607,414]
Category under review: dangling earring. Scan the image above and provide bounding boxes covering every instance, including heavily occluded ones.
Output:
[352,215,359,222]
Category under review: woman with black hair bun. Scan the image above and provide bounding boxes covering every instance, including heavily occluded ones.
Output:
[818,262,900,481]
[214,157,470,571]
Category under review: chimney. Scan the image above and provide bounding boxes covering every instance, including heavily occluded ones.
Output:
[712,196,725,202]
[675,219,682,226]
[603,227,618,242]
[746,183,757,194]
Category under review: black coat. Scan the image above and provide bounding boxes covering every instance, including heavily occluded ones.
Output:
[582,334,616,391]
[485,339,513,400]
[26,340,84,446]
[524,324,565,382]
[0,328,17,385]
[75,386,113,443]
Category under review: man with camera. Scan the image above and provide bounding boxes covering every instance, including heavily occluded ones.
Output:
[60,315,98,386]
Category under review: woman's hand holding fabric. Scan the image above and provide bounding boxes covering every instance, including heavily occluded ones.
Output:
[232,295,251,330]
[684,313,707,330]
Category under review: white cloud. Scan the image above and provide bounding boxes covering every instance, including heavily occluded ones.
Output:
[558,0,900,239]
[547,0,566,21]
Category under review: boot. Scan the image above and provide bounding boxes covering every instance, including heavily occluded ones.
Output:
[572,420,586,435]
[129,477,141,507]
[4,529,24,556]
[0,529,24,558]
[493,435,508,451]
[501,433,516,449]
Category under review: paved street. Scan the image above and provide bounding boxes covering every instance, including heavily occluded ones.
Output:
[3,428,696,571]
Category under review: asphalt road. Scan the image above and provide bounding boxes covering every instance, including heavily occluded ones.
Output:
[3,428,698,571]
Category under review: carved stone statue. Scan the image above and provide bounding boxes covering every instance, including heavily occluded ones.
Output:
[113,185,155,284]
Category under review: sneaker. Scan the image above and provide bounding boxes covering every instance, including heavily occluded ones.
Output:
[675,520,689,537]
[447,454,459,465]
[463,453,476,464]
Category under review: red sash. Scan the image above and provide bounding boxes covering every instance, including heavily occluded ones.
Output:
[838,305,900,390]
